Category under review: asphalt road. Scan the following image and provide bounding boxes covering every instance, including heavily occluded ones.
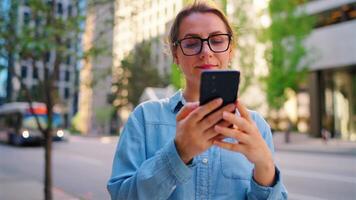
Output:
[0,135,355,200]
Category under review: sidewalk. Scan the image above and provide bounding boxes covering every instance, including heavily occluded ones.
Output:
[0,166,79,200]
[273,132,356,156]
[0,174,79,200]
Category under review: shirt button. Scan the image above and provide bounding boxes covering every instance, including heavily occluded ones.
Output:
[202,158,208,164]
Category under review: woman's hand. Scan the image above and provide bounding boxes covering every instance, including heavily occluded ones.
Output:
[213,101,276,186]
[175,98,235,164]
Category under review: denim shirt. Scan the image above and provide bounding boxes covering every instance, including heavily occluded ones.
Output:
[107,90,288,200]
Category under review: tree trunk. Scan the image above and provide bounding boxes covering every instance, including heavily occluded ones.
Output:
[44,130,52,200]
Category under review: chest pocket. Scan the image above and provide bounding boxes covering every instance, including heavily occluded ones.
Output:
[220,147,254,180]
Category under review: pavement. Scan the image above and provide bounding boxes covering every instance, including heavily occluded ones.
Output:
[1,133,355,200]
[0,178,79,200]
[273,132,356,156]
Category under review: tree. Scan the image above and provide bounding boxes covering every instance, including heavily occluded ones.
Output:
[232,0,259,96]
[0,0,111,199]
[170,63,185,89]
[112,41,169,109]
[263,0,314,110]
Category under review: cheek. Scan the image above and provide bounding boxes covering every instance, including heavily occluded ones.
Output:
[218,55,230,68]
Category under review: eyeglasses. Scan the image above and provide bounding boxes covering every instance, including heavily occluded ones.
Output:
[174,34,232,56]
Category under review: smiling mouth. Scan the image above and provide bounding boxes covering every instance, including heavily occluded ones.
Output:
[196,64,217,70]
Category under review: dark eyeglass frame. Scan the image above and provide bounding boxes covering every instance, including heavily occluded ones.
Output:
[174,33,232,56]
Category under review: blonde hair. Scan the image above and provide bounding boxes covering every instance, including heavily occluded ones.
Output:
[168,1,236,55]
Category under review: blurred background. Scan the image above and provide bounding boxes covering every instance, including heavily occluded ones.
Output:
[0,0,355,200]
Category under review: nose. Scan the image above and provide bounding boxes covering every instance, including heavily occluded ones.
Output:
[199,41,213,58]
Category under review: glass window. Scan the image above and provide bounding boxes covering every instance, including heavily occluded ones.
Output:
[57,2,63,15]
[64,88,70,99]
[23,12,30,25]
[21,66,27,78]
[65,70,70,82]
[33,67,38,79]
[67,4,73,17]
[66,55,71,65]
[45,52,51,62]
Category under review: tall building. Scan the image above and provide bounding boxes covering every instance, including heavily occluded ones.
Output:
[111,0,183,123]
[305,0,356,140]
[1,0,80,127]
[113,0,183,77]
[76,1,114,135]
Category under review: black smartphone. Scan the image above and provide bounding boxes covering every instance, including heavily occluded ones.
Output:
[199,70,240,107]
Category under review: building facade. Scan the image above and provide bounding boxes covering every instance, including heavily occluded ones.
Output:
[76,1,114,135]
[1,0,80,127]
[305,0,356,140]
[112,0,183,79]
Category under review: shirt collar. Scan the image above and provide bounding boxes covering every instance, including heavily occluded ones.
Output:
[168,89,186,113]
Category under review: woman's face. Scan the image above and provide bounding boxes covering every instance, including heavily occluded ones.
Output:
[173,12,233,86]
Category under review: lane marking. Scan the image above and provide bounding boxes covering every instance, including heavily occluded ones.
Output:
[284,169,356,184]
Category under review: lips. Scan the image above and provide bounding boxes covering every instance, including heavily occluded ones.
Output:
[196,64,218,70]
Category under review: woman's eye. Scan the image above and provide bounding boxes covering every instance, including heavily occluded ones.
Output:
[210,39,224,44]
[183,39,200,48]
[210,37,225,44]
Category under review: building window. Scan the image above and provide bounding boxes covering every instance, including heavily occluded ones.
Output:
[21,66,27,78]
[314,2,356,28]
[67,4,73,17]
[65,70,70,82]
[23,12,30,25]
[45,52,50,62]
[33,67,38,79]
[57,2,63,15]
[66,55,71,65]
[64,87,70,99]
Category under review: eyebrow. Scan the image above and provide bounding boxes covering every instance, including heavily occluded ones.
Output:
[183,31,225,38]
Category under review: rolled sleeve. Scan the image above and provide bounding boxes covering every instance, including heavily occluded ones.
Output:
[161,139,194,184]
[249,167,288,200]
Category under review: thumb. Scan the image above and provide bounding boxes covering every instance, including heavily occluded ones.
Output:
[176,102,199,121]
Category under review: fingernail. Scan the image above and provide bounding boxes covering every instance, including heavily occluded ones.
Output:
[216,98,223,104]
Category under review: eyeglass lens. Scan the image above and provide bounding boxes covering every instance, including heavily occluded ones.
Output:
[180,34,230,55]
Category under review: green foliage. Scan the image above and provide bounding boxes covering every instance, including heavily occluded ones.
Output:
[263,0,314,109]
[114,41,169,107]
[233,0,257,95]
[170,63,184,89]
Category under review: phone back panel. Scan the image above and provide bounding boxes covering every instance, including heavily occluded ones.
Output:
[199,70,240,106]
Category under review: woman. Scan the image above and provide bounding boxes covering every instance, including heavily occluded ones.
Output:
[107,1,287,199]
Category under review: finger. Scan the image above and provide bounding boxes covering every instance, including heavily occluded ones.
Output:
[213,140,245,153]
[216,119,232,128]
[214,125,248,143]
[203,118,235,141]
[222,111,254,134]
[176,102,199,121]
[236,100,252,123]
[188,98,223,123]
[210,134,226,141]
[199,103,236,131]
[203,127,221,140]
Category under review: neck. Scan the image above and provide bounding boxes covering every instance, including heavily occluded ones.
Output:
[183,80,200,102]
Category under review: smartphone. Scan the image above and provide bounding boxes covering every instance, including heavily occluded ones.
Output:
[199,70,240,107]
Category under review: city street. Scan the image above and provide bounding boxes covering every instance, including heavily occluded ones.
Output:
[0,135,355,200]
